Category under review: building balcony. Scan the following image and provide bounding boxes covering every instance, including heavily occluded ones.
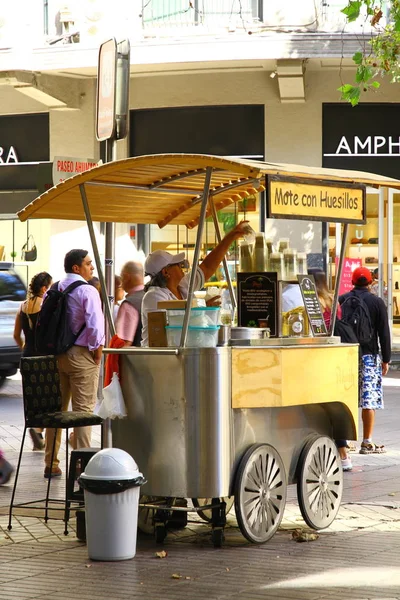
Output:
[0,0,390,78]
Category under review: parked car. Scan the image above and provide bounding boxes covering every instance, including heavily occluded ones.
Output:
[0,262,26,388]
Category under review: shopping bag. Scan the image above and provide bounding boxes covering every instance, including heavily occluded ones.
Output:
[96,372,127,419]
[21,235,37,261]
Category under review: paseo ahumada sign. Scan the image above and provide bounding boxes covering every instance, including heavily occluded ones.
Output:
[266,175,366,224]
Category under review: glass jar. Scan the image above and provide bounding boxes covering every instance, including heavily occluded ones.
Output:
[242,224,256,245]
[288,311,304,337]
[269,252,285,280]
[239,240,253,272]
[278,238,289,253]
[283,248,297,281]
[297,252,308,275]
[265,240,274,255]
[254,233,267,272]
[220,309,233,325]
[264,239,273,270]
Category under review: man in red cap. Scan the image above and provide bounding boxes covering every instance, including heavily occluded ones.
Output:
[340,266,391,454]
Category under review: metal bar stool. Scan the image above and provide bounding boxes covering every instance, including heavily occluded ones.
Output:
[8,356,103,535]
[65,447,99,522]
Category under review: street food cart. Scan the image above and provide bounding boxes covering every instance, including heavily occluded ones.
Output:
[18,154,400,546]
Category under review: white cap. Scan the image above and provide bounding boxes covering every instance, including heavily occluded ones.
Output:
[145,250,186,277]
[80,448,141,481]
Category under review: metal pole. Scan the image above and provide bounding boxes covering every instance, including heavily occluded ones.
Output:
[388,188,394,333]
[329,223,349,335]
[104,140,116,345]
[179,167,213,348]
[209,198,237,310]
[79,184,116,336]
[378,187,385,298]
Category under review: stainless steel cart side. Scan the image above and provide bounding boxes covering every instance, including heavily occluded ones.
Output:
[108,338,358,498]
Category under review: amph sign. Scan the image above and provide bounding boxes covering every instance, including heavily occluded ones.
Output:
[323,103,400,179]
[0,146,18,163]
[325,135,400,157]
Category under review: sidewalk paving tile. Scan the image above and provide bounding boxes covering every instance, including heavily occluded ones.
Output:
[3,376,400,598]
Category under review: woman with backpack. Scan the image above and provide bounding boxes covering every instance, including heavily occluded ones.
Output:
[13,271,52,451]
[312,270,353,472]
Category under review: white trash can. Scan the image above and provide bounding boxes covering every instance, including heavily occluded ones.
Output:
[79,448,145,561]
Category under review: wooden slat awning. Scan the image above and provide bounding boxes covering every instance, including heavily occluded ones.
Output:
[17,154,400,228]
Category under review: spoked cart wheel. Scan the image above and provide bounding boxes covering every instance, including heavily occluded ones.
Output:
[192,497,234,523]
[297,435,343,530]
[234,443,287,544]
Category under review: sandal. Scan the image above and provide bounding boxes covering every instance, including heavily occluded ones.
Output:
[347,442,357,453]
[359,442,386,454]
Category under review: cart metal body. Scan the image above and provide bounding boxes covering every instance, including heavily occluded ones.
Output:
[112,341,358,499]
[18,153,400,544]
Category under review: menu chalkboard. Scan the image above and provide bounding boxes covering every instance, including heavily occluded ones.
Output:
[297,274,328,336]
[237,272,278,337]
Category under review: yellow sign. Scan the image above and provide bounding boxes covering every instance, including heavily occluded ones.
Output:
[267,176,366,224]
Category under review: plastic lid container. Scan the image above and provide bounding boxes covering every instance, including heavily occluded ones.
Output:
[166,325,220,347]
[80,448,141,481]
[167,306,220,327]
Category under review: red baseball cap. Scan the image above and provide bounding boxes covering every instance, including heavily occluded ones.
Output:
[352,266,373,286]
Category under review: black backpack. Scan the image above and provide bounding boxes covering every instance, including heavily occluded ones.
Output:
[340,291,374,346]
[35,281,87,355]
[333,318,359,344]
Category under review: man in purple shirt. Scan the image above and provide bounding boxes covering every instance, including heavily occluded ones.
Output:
[44,249,105,478]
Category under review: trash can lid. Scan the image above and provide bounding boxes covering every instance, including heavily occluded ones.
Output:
[80,448,142,481]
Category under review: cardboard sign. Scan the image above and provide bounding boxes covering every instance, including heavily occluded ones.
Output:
[266,175,366,224]
[148,311,167,347]
[237,272,278,337]
[297,274,328,336]
[336,257,362,296]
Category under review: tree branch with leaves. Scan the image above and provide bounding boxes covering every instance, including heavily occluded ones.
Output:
[339,0,400,105]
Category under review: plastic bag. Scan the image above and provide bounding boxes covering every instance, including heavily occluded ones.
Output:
[96,373,127,419]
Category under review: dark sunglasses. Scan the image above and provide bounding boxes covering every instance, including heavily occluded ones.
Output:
[166,260,189,270]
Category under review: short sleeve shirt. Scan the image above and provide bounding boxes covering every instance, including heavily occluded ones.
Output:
[141,268,205,346]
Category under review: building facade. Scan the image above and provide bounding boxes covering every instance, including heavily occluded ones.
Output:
[1,0,399,340]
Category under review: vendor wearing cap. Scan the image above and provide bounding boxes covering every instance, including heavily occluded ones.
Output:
[141,221,249,346]
[339,266,391,455]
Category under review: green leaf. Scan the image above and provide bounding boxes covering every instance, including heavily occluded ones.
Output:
[349,87,361,106]
[341,1,362,22]
[355,65,373,83]
[352,51,363,65]
[338,84,361,106]
[337,84,354,94]
[371,81,381,88]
